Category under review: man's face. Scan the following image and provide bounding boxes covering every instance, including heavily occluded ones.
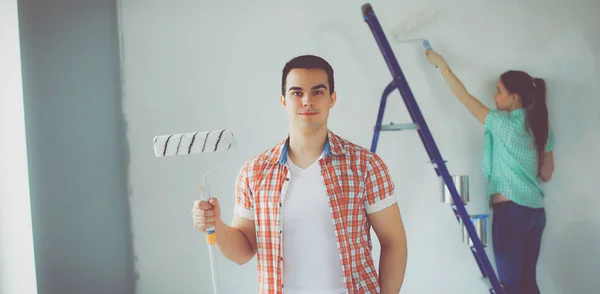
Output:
[280,68,336,133]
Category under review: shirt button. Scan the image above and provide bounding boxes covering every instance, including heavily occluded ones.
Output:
[285,177,289,181]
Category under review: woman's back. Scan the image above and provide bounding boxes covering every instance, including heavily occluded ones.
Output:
[483,108,554,208]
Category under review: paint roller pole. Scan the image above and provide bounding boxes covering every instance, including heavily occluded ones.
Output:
[200,184,220,294]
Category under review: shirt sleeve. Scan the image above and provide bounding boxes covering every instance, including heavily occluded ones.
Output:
[233,162,255,220]
[484,109,510,136]
[363,153,397,214]
[545,129,555,152]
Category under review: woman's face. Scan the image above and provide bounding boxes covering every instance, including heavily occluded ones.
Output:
[493,79,518,111]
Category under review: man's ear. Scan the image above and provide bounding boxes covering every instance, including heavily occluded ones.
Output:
[280,94,286,107]
[329,92,337,109]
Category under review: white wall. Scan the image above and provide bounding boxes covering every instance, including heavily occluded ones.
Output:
[119,0,600,293]
[0,0,38,293]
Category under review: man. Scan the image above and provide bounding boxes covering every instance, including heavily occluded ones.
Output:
[192,55,408,293]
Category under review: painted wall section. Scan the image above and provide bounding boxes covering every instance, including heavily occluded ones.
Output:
[17,0,136,293]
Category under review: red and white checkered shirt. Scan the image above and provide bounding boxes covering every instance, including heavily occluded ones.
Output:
[234,130,397,293]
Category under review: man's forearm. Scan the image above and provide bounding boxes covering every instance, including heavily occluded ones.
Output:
[379,243,408,293]
[214,219,255,265]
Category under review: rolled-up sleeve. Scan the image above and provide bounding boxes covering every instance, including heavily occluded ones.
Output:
[364,153,397,214]
[234,162,254,220]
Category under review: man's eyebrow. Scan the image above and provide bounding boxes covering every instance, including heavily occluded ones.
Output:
[311,84,327,90]
[287,84,328,92]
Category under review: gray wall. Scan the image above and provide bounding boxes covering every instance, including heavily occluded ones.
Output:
[17,0,135,293]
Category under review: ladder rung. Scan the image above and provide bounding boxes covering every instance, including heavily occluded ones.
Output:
[379,123,419,131]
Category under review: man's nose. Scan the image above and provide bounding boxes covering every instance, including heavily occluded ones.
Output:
[302,94,314,106]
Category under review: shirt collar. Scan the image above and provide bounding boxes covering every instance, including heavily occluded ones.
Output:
[509,108,525,117]
[267,129,348,165]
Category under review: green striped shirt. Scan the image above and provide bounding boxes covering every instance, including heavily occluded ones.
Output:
[482,108,554,208]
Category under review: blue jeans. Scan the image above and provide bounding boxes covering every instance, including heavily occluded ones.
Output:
[492,201,546,294]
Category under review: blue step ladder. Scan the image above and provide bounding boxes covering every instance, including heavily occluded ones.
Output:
[361,3,504,294]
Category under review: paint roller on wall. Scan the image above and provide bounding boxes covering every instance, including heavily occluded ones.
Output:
[153,128,237,294]
[391,8,438,52]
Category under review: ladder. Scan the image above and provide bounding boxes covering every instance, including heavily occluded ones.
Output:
[361,3,504,294]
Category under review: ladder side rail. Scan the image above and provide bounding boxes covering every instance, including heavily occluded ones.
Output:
[371,81,397,153]
[362,5,439,175]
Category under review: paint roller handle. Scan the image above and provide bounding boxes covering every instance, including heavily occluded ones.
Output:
[422,40,438,68]
[198,185,218,245]
[422,40,433,51]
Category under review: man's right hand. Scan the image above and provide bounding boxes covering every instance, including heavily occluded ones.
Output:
[191,198,221,232]
[190,197,258,265]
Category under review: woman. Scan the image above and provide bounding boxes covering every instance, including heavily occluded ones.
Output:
[425,49,555,294]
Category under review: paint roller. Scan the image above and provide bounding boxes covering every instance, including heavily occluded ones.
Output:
[153,128,236,294]
[391,8,437,53]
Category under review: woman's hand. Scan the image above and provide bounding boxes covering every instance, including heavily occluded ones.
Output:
[425,50,448,70]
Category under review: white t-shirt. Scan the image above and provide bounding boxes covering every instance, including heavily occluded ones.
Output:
[281,153,346,294]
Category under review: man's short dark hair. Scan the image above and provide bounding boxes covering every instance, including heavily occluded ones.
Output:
[281,55,334,95]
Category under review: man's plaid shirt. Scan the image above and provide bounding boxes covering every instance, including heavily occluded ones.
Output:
[233,130,397,293]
